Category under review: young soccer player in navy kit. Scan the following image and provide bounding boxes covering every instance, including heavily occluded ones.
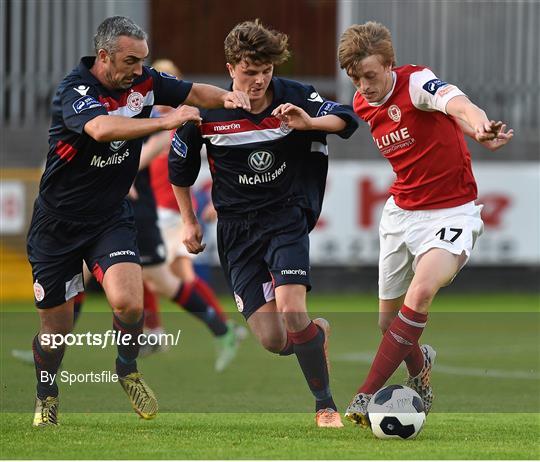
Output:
[169,19,359,427]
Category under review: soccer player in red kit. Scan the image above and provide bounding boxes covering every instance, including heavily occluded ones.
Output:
[337,21,514,427]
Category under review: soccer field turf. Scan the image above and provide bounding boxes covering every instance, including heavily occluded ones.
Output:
[1,293,539,459]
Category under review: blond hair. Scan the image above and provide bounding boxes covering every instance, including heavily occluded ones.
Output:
[224,19,290,66]
[151,59,182,79]
[338,22,395,75]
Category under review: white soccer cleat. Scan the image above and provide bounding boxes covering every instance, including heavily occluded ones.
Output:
[345,392,372,428]
[406,344,436,414]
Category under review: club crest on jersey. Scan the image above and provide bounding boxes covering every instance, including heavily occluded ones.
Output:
[109,140,127,152]
[279,121,293,134]
[234,292,244,312]
[388,105,401,123]
[33,281,45,302]
[127,91,144,111]
[248,150,275,173]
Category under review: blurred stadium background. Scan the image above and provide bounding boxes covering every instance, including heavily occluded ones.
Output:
[1,0,539,302]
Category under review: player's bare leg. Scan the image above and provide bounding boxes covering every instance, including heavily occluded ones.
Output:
[32,300,74,426]
[400,248,462,412]
[275,285,342,428]
[350,248,461,425]
[102,262,157,419]
[246,300,288,353]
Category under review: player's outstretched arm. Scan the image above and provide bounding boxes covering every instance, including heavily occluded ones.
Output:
[446,95,511,144]
[84,106,201,143]
[455,117,514,152]
[185,84,250,110]
[171,185,206,255]
[272,103,346,132]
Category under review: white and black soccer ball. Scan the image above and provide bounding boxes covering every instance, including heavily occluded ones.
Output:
[367,385,426,439]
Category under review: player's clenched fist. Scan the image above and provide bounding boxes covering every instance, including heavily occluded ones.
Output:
[181,221,206,254]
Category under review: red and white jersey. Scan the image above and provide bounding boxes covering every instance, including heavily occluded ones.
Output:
[149,132,180,211]
[353,65,477,210]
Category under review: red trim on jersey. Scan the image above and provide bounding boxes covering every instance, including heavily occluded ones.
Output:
[98,77,153,112]
[200,117,281,136]
[55,140,78,162]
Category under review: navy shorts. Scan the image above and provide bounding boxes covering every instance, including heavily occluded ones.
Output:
[27,199,140,309]
[135,218,166,267]
[217,205,311,320]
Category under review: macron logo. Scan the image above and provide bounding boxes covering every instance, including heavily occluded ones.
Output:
[109,250,136,258]
[213,123,241,132]
[280,269,307,276]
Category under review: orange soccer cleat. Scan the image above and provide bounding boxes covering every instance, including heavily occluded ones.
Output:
[316,408,344,428]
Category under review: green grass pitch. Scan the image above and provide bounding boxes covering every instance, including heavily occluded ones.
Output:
[1,292,539,459]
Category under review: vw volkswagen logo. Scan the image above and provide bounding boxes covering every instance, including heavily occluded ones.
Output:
[248,150,275,173]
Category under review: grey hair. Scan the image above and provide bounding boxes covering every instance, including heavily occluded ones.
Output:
[93,16,147,54]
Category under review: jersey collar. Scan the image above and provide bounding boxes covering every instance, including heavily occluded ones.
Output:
[366,71,397,107]
[78,56,102,87]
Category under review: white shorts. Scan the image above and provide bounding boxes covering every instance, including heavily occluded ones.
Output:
[378,196,484,300]
[156,208,194,262]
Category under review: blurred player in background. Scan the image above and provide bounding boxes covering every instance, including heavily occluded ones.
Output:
[27,15,249,426]
[337,21,514,428]
[169,20,359,427]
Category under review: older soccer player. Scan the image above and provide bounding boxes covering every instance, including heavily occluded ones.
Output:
[337,21,513,427]
[27,15,249,426]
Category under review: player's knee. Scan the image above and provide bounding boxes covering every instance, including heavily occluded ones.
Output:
[109,294,143,321]
[258,333,285,353]
[407,283,436,310]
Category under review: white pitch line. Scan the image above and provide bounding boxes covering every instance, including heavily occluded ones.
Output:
[334,352,540,380]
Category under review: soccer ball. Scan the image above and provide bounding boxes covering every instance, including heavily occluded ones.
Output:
[367,385,426,439]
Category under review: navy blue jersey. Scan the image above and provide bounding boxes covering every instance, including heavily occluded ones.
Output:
[168,78,358,228]
[130,168,158,224]
[38,56,192,220]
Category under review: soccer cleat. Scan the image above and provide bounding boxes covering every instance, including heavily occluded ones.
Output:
[214,321,242,373]
[119,372,158,419]
[231,321,249,342]
[139,343,170,357]
[345,392,372,428]
[313,318,331,371]
[139,327,170,357]
[406,344,436,414]
[316,408,344,428]
[32,396,59,426]
[12,349,35,365]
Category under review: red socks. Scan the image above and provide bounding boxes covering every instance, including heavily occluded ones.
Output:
[359,305,427,394]
[143,282,161,330]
